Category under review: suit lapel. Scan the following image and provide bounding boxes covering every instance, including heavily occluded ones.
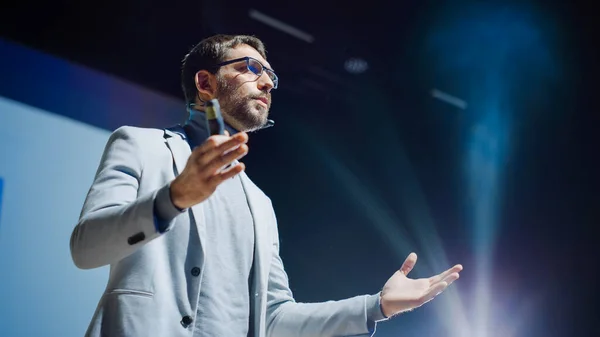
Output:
[163,128,206,254]
[239,172,272,292]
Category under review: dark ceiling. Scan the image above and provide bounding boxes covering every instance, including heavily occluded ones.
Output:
[0,1,596,112]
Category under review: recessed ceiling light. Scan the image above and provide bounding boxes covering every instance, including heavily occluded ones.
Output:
[344,57,368,74]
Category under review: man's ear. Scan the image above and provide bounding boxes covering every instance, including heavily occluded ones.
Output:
[194,70,217,101]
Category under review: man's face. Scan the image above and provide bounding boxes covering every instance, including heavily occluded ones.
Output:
[213,44,275,132]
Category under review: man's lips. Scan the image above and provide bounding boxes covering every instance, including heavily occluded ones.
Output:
[254,97,269,106]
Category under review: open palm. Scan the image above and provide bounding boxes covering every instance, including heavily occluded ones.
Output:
[380,252,462,317]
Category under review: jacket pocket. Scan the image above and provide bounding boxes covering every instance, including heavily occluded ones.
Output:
[106,288,154,298]
[101,289,156,336]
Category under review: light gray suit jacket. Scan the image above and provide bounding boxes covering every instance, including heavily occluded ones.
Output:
[70,125,385,337]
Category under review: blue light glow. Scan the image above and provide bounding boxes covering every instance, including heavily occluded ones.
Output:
[426,3,558,336]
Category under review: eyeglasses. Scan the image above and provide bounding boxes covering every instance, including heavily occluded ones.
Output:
[214,56,278,89]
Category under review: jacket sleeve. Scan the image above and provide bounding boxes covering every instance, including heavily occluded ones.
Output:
[70,126,182,269]
[265,211,388,337]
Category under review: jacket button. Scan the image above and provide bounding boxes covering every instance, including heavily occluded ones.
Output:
[180,315,193,328]
[191,267,200,277]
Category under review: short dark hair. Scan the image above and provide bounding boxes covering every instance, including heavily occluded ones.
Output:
[181,34,267,104]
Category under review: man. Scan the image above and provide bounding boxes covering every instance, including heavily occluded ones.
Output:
[70,34,462,337]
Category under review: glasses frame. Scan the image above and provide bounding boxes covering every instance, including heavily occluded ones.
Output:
[213,56,278,89]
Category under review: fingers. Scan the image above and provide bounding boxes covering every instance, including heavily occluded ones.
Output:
[420,271,460,306]
[207,162,245,186]
[192,132,249,173]
[400,252,418,276]
[429,264,463,285]
[172,131,250,209]
[442,272,460,287]
[204,143,249,175]
[196,132,249,161]
[421,281,448,305]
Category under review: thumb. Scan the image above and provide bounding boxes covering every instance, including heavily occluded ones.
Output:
[400,252,418,276]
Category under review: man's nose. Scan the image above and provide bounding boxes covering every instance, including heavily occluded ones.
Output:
[257,72,274,92]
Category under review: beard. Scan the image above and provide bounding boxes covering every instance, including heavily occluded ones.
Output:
[215,76,271,132]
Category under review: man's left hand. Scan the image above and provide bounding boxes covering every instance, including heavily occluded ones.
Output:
[380,252,462,317]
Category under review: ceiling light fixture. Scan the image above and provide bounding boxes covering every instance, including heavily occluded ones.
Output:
[248,9,315,43]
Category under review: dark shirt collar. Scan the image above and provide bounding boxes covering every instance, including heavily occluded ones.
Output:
[183,109,239,149]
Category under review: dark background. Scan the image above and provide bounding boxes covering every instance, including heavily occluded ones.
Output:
[1,0,597,335]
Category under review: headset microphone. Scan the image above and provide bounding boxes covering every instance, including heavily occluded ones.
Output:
[262,119,275,129]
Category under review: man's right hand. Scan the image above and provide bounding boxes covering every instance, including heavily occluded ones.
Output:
[170,131,249,210]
